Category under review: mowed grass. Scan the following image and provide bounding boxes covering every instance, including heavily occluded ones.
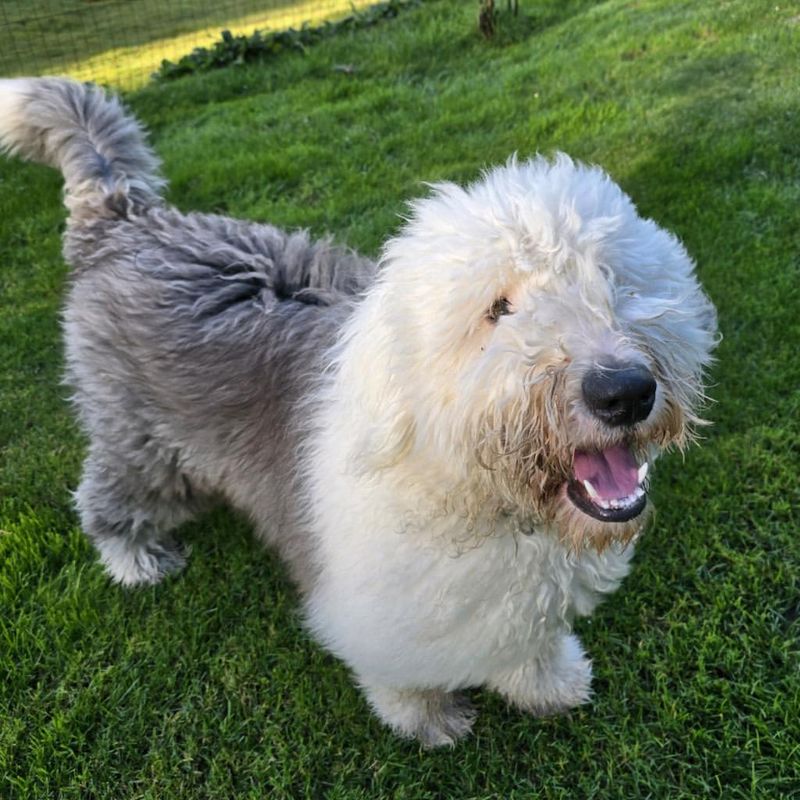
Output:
[0,0,375,89]
[1,0,799,797]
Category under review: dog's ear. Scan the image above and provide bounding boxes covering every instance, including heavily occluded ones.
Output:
[332,290,418,475]
[699,298,719,340]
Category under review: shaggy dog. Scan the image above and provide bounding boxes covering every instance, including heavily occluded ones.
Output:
[0,78,717,746]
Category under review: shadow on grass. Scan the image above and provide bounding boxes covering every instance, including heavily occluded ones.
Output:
[2,0,330,74]
[623,53,798,431]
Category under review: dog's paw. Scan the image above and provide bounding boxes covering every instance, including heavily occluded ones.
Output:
[489,633,593,717]
[362,683,476,748]
[97,535,188,587]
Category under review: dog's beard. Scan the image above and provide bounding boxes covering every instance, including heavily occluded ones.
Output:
[471,374,687,551]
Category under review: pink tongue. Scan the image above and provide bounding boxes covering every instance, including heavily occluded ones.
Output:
[573,445,639,500]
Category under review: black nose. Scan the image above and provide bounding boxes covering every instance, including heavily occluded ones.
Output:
[582,361,657,427]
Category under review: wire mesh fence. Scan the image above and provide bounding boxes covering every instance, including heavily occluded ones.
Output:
[0,0,377,89]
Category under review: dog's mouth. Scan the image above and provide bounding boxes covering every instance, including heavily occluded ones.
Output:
[566,444,648,523]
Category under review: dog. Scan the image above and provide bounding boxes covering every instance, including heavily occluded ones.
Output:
[0,78,717,746]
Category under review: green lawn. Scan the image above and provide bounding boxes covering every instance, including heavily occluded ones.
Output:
[0,0,375,88]
[1,0,799,797]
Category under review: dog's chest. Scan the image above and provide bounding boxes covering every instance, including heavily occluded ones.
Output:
[423,528,600,644]
[309,509,633,686]
[417,529,631,683]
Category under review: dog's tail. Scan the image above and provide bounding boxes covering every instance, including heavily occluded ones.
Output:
[0,77,165,220]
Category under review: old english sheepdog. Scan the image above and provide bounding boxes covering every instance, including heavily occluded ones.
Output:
[0,78,717,746]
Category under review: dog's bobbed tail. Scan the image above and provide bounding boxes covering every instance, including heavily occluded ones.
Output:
[0,77,165,220]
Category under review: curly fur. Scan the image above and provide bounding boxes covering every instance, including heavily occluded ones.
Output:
[0,78,717,746]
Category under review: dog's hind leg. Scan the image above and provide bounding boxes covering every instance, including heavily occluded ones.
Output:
[75,445,200,587]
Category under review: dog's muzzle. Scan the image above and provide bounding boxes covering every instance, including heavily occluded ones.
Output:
[560,360,655,522]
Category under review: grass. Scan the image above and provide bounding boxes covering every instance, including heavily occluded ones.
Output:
[1,0,799,796]
[0,0,375,88]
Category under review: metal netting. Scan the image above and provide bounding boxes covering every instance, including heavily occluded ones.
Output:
[0,0,377,89]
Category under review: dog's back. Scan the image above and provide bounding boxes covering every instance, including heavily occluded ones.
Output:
[0,77,375,300]
[0,78,375,589]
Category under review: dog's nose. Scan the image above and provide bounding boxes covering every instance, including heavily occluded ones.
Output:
[582,361,657,427]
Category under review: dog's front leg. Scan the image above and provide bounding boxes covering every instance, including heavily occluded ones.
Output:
[358,680,476,748]
[486,632,592,716]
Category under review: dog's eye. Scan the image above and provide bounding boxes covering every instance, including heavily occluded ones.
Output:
[487,297,512,322]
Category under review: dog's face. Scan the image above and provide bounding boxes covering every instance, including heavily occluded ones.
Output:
[348,156,717,548]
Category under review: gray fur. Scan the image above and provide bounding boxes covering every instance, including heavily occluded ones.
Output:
[0,78,164,220]
[5,78,374,590]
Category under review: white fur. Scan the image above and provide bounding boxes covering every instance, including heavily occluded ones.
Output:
[303,156,716,745]
[0,79,32,155]
[94,534,187,587]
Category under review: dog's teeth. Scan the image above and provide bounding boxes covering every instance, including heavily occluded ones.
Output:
[581,469,648,511]
[583,479,599,499]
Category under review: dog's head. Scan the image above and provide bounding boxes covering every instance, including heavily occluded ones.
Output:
[340,155,717,549]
